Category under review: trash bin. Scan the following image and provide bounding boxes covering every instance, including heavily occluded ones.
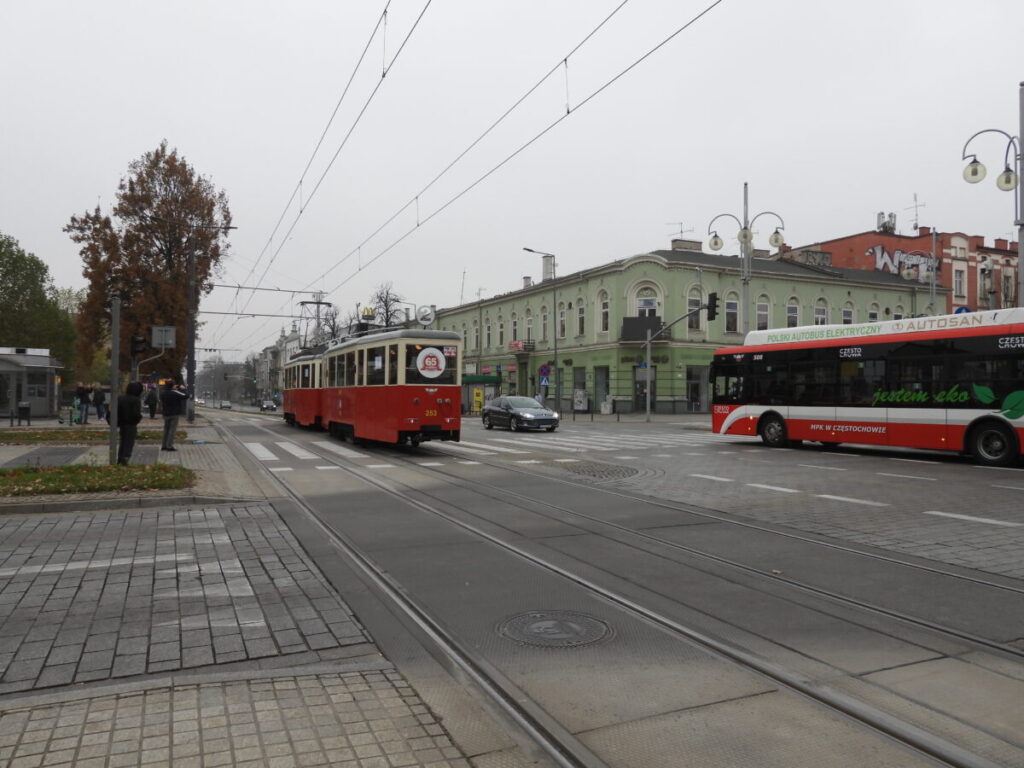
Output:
[17,401,31,425]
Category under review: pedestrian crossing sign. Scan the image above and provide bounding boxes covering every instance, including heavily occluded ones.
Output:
[539,376,550,386]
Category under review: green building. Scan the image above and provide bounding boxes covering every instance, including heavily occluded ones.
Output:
[435,239,948,414]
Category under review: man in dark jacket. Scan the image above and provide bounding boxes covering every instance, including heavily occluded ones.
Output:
[75,382,90,424]
[93,387,107,422]
[160,380,189,451]
[145,386,158,419]
[115,382,144,465]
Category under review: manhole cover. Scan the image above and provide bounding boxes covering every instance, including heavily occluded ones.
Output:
[499,611,611,648]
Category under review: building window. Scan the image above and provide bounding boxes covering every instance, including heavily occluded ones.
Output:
[558,303,566,339]
[954,269,966,297]
[498,318,505,346]
[814,299,828,325]
[599,291,609,332]
[786,298,799,328]
[485,323,492,348]
[725,295,738,333]
[637,287,657,317]
[541,308,548,341]
[842,302,854,324]
[576,302,585,336]
[473,321,479,351]
[526,312,533,340]
[867,303,879,322]
[756,297,769,331]
[687,288,702,330]
[1003,273,1016,306]
[511,313,518,341]
[893,305,904,320]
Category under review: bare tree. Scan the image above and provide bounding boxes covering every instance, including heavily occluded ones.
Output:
[369,282,405,327]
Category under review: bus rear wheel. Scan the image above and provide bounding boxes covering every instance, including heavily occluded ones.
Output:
[970,422,1018,466]
[759,414,788,448]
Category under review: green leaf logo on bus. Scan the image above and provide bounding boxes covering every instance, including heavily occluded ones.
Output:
[972,384,1024,420]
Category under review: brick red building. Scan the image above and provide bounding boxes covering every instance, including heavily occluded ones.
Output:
[785,225,1019,315]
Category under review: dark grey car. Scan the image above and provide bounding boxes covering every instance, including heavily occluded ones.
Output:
[482,396,559,432]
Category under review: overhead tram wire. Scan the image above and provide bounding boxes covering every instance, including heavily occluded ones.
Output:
[324,0,726,296]
[226,1,637,352]
[206,1,395,347]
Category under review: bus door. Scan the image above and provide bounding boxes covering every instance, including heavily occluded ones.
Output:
[788,355,836,442]
[888,353,945,450]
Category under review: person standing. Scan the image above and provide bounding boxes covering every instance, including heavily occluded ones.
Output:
[160,380,189,451]
[145,386,158,419]
[115,382,144,465]
[93,386,107,422]
[75,382,89,423]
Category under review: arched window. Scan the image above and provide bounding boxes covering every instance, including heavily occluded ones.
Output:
[725,292,739,333]
[576,298,585,336]
[541,306,548,341]
[558,302,566,339]
[756,295,770,331]
[485,320,492,348]
[893,305,904,320]
[867,302,880,322]
[525,310,533,341]
[497,316,505,346]
[636,286,658,317]
[842,301,854,325]
[786,297,800,328]
[814,298,828,326]
[687,287,702,330]
[472,320,479,351]
[511,312,518,341]
[598,291,609,332]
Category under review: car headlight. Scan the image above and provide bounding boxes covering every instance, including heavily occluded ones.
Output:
[551,412,560,419]
[522,413,534,419]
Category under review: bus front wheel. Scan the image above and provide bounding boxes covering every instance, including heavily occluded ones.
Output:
[759,415,788,448]
[970,422,1018,467]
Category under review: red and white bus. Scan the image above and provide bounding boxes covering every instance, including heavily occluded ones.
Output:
[710,308,1024,465]
[283,329,461,446]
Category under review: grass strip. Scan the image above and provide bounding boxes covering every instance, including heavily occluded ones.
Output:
[0,429,186,444]
[0,464,196,496]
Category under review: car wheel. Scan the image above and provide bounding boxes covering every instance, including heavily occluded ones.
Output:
[483,414,493,430]
[511,416,521,432]
[971,421,1018,466]
[759,414,788,448]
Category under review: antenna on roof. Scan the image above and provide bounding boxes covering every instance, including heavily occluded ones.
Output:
[905,193,926,230]
[666,222,694,238]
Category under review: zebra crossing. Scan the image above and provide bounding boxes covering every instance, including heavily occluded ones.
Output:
[239,429,746,470]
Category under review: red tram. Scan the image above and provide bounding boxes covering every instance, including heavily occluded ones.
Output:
[282,329,461,445]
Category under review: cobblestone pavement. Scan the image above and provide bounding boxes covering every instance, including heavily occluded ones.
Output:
[0,668,469,768]
[0,504,369,693]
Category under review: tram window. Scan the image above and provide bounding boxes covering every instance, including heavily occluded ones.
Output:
[367,346,386,385]
[405,344,457,384]
[387,345,399,385]
[300,364,311,388]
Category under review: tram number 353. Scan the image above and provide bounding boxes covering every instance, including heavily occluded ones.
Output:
[425,409,438,417]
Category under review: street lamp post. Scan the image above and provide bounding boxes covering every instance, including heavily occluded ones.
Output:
[523,248,559,412]
[961,82,1023,308]
[707,183,786,335]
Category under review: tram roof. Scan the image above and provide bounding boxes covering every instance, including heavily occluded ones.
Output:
[323,328,461,355]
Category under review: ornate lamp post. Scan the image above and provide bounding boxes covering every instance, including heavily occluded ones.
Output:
[707,183,785,335]
[523,247,559,411]
[961,82,1023,308]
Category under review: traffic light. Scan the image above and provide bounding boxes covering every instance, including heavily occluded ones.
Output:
[706,292,719,321]
[130,335,147,356]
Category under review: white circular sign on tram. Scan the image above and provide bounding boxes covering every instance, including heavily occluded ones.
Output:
[416,347,446,379]
[416,305,436,326]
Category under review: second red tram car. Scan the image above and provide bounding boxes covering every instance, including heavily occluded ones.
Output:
[283,329,461,445]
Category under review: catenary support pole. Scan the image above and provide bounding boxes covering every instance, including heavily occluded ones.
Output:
[109,296,120,466]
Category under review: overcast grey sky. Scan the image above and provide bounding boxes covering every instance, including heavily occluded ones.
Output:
[3,1,1021,361]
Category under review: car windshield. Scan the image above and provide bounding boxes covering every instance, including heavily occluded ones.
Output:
[506,396,544,409]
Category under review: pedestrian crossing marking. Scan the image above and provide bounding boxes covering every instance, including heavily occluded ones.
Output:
[312,441,370,459]
[243,442,278,461]
[275,441,318,460]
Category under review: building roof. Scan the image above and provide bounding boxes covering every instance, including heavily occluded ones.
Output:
[0,349,63,369]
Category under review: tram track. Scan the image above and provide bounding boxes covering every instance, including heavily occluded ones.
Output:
[220,420,1022,768]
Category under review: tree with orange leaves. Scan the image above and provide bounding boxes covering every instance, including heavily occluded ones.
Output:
[65,140,232,380]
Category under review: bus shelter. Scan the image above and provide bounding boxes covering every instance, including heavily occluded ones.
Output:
[0,347,63,418]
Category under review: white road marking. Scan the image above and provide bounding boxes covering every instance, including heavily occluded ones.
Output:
[457,460,481,465]
[992,484,1024,491]
[972,464,1024,472]
[892,457,939,464]
[269,467,292,472]
[418,462,444,467]
[614,456,639,460]
[691,474,733,482]
[275,441,318,460]
[458,440,527,454]
[315,466,340,471]
[652,454,674,457]
[877,472,936,481]
[366,463,395,469]
[798,464,847,471]
[684,452,705,456]
[747,483,800,493]
[515,460,541,464]
[312,440,369,459]
[242,442,278,461]
[429,442,495,455]
[923,510,1022,527]
[554,459,579,463]
[0,553,191,578]
[816,494,888,507]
